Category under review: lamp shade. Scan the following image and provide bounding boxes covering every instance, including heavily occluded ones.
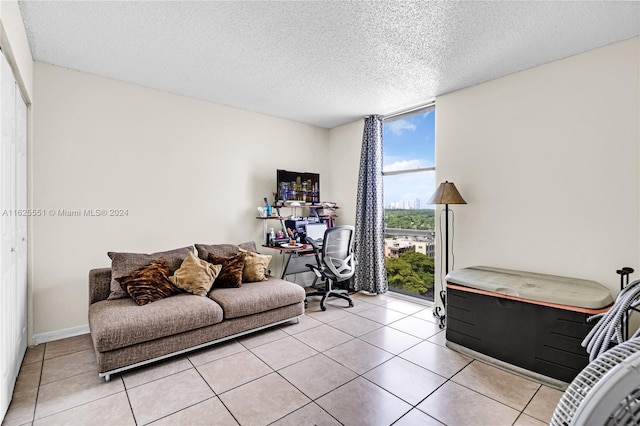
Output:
[428,181,466,205]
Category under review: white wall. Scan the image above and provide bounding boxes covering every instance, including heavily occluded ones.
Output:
[32,63,329,336]
[435,37,639,299]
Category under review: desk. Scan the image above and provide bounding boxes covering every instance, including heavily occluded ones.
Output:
[264,244,316,280]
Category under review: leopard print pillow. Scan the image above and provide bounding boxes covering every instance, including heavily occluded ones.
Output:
[208,254,245,288]
[117,257,181,305]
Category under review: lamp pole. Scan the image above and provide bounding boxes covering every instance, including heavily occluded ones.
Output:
[444,203,450,276]
[436,203,450,328]
[428,181,466,329]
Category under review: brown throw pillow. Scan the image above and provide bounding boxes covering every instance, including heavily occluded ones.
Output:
[208,254,245,288]
[169,252,222,296]
[116,258,181,305]
[107,246,194,300]
[238,248,272,282]
[195,241,258,261]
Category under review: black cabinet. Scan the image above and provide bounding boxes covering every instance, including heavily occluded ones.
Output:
[446,285,598,383]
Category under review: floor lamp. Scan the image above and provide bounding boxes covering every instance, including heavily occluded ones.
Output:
[428,181,466,328]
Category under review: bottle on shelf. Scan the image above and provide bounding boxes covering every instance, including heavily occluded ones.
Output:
[264,197,272,216]
[268,228,276,246]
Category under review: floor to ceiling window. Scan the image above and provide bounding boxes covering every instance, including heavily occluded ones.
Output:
[382,104,436,301]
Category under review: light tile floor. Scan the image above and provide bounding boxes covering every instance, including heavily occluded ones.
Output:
[3,292,563,426]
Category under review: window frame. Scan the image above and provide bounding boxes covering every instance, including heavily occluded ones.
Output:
[382,103,436,302]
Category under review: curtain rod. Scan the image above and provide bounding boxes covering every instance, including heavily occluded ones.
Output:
[383,100,435,120]
[365,100,435,121]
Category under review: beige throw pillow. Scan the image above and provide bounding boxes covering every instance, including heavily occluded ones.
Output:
[169,252,222,296]
[238,248,272,282]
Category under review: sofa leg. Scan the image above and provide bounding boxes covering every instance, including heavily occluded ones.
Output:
[103,374,111,382]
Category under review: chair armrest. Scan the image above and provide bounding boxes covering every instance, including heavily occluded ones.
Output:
[306,237,321,250]
[305,237,322,265]
[305,263,323,278]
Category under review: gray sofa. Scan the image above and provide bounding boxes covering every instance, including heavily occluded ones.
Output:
[88,248,305,381]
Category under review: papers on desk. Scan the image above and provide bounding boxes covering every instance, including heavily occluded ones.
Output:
[280,243,304,248]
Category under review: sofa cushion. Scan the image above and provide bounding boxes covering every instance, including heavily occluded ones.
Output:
[195,241,257,261]
[108,246,194,300]
[117,258,181,305]
[169,252,222,296]
[208,277,306,319]
[208,254,244,288]
[238,249,272,282]
[89,293,224,352]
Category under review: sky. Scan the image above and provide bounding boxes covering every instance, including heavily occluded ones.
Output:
[383,110,436,208]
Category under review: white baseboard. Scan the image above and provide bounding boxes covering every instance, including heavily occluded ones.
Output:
[33,324,90,346]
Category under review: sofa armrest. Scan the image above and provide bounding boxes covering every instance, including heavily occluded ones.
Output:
[89,268,112,305]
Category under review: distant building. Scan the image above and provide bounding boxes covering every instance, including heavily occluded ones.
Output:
[384,234,435,258]
[384,238,415,258]
[387,198,421,209]
[412,240,435,257]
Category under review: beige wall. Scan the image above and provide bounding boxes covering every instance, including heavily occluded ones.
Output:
[327,119,363,226]
[327,37,640,309]
[32,63,329,337]
[26,34,640,337]
[435,37,639,302]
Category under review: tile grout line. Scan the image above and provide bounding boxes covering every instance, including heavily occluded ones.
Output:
[284,319,445,424]
[26,343,127,424]
[49,329,501,426]
[189,345,253,426]
[11,300,562,426]
[269,366,346,425]
[28,342,46,424]
[121,375,140,426]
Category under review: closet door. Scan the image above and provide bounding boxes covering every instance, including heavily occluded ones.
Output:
[15,85,27,372]
[0,51,27,421]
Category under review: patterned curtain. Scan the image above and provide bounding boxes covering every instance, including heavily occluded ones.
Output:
[354,115,388,294]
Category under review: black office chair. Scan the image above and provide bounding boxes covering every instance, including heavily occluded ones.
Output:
[305,225,355,311]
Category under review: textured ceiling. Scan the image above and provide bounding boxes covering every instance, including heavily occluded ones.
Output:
[18,1,640,129]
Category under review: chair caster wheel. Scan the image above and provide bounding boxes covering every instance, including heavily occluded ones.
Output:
[321,305,327,311]
[348,302,354,308]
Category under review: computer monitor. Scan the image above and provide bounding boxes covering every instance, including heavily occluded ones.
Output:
[276,169,320,203]
[305,223,327,242]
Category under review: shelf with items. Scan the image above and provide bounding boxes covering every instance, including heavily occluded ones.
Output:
[256,204,339,247]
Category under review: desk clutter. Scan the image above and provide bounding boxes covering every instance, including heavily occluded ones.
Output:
[266,220,327,247]
[257,198,339,247]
